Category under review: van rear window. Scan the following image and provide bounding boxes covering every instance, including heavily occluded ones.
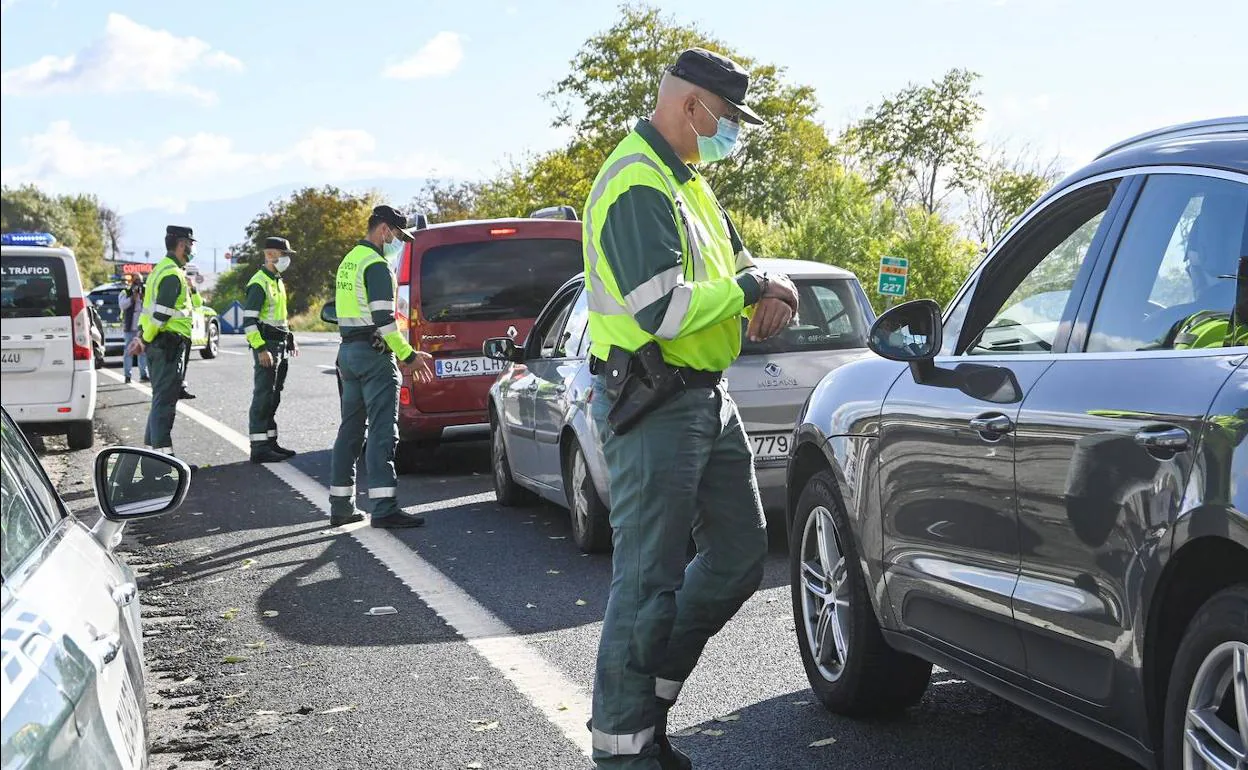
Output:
[1,257,70,319]
[419,238,583,322]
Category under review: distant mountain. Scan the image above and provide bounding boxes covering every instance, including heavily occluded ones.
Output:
[119,178,433,272]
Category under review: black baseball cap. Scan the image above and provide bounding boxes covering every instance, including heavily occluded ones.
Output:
[667,48,763,125]
[166,225,196,241]
[264,236,296,253]
[371,205,417,242]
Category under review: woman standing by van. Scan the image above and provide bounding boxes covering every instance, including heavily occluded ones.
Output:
[118,275,148,383]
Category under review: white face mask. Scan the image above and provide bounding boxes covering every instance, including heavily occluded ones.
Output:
[383,237,404,261]
[275,255,292,273]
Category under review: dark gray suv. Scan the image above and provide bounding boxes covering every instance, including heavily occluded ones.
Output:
[786,117,1247,770]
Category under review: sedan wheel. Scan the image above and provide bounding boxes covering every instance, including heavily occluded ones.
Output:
[798,504,852,682]
[200,321,220,359]
[565,440,610,554]
[490,415,531,507]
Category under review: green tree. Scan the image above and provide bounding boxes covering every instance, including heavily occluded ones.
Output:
[966,148,1062,247]
[883,208,981,310]
[544,3,835,221]
[409,179,481,224]
[215,186,378,316]
[1,185,79,249]
[59,193,110,287]
[844,68,985,215]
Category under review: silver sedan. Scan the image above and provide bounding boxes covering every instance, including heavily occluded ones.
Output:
[484,258,876,553]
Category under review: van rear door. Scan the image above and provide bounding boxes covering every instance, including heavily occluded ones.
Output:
[409,224,583,414]
[1,253,77,404]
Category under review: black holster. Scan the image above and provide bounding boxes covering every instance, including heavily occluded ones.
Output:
[603,342,685,435]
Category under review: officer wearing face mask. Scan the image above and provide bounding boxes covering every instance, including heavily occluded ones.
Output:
[244,236,299,463]
[327,206,435,527]
[581,48,798,770]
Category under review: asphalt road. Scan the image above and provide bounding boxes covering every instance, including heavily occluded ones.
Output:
[45,332,1143,770]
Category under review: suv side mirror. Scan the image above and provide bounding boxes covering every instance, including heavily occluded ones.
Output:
[94,447,191,522]
[320,301,338,325]
[483,337,522,363]
[869,299,943,361]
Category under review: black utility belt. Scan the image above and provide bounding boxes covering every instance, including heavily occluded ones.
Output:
[592,343,722,435]
[150,332,189,347]
[258,324,291,342]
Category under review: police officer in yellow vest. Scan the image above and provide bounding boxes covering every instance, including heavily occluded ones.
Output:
[328,206,434,527]
[127,225,200,469]
[245,236,299,464]
[583,49,798,769]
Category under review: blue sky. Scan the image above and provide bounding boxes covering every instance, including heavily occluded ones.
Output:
[3,0,1245,220]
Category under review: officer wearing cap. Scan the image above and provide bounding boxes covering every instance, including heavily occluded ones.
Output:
[327,205,435,527]
[582,48,799,769]
[128,225,201,468]
[244,236,299,463]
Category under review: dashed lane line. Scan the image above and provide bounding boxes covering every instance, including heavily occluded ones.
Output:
[97,367,594,756]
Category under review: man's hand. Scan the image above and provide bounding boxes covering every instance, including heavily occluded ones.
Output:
[289,338,300,357]
[258,350,274,369]
[762,273,799,312]
[747,297,795,342]
[401,351,435,385]
[127,336,146,357]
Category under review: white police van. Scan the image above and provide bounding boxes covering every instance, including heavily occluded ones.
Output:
[1,232,98,449]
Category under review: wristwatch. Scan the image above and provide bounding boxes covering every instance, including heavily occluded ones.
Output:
[755,272,771,302]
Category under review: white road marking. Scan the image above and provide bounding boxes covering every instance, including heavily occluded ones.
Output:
[216,349,246,356]
[97,367,593,755]
[316,364,335,370]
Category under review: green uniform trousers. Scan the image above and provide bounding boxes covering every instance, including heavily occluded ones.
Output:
[144,333,189,451]
[589,378,768,768]
[248,343,289,443]
[328,340,402,516]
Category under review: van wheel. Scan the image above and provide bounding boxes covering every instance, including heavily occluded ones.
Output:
[791,470,931,716]
[563,439,610,553]
[200,320,220,359]
[1162,585,1247,770]
[491,414,531,507]
[67,421,94,450]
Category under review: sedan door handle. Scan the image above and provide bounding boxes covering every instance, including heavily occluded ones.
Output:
[554,384,567,394]
[1135,427,1190,453]
[970,414,1013,435]
[87,629,122,671]
[111,582,137,608]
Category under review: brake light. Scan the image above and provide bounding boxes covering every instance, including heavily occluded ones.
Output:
[489,228,517,236]
[58,407,72,413]
[399,386,412,406]
[69,296,91,361]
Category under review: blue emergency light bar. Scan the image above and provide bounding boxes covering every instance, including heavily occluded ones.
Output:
[1,232,56,247]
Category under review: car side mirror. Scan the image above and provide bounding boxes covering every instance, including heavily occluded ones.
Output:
[320,301,338,326]
[483,337,522,363]
[869,299,943,361]
[94,447,191,522]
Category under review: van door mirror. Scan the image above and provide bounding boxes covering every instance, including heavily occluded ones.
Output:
[483,337,522,363]
[320,301,338,325]
[94,447,191,521]
[869,299,943,361]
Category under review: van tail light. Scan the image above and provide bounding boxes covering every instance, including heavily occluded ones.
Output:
[70,297,91,361]
[489,228,517,236]
[399,386,412,406]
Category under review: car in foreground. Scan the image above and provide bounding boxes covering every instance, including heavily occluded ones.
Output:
[785,117,1247,769]
[1,232,98,449]
[1,405,191,769]
[485,258,876,552]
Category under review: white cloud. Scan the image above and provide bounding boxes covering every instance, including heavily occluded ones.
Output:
[382,31,464,80]
[1,121,460,199]
[0,13,243,105]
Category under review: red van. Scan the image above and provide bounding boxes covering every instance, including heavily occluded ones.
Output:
[393,207,582,453]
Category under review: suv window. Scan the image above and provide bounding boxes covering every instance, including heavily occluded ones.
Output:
[960,181,1116,355]
[419,238,583,323]
[1087,174,1248,352]
[741,278,871,355]
[1,415,62,578]
[1,256,70,319]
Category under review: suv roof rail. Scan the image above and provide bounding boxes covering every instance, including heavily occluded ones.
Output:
[529,205,579,221]
[1095,116,1248,160]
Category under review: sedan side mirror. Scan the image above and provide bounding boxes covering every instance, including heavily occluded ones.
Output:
[320,301,338,326]
[483,337,522,363]
[94,447,191,522]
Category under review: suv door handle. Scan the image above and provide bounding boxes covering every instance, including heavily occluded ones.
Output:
[1135,427,1190,453]
[969,414,1013,436]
